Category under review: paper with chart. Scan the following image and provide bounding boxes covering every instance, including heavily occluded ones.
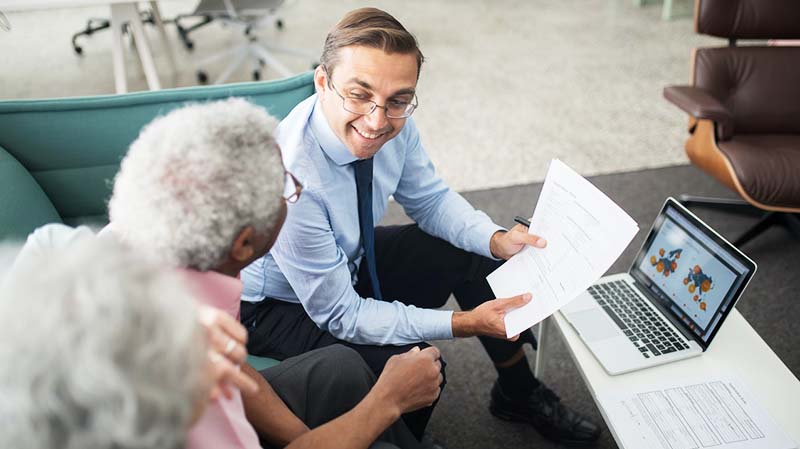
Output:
[487,159,639,337]
[599,376,796,449]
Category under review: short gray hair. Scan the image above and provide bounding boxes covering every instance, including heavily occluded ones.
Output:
[109,98,285,270]
[0,237,207,449]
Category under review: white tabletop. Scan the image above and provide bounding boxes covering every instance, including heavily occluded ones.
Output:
[552,308,800,446]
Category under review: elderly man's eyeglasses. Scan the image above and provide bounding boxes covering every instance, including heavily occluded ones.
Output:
[324,67,418,119]
[284,171,302,204]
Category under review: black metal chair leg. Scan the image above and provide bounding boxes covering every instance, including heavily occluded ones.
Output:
[72,19,111,55]
[733,212,778,247]
[71,10,155,56]
[679,195,800,248]
[779,213,800,241]
[174,15,213,50]
[678,194,762,216]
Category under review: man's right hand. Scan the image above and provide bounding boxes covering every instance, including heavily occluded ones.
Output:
[451,293,532,340]
[371,346,443,417]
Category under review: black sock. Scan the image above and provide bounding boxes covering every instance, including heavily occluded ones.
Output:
[496,354,539,397]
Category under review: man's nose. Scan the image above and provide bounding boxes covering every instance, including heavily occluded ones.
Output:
[364,105,389,130]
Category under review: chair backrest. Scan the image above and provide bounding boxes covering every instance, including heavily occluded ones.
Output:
[695,0,800,40]
[0,71,314,241]
[692,46,800,135]
[692,0,800,136]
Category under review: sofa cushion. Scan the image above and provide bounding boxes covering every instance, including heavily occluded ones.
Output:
[246,355,280,371]
[0,145,62,241]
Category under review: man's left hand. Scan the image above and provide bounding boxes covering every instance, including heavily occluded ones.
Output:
[490,224,547,260]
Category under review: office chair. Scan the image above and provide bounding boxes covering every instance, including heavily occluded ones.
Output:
[663,0,800,247]
[174,0,317,84]
[71,7,158,55]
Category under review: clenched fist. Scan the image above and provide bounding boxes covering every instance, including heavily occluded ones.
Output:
[372,346,443,416]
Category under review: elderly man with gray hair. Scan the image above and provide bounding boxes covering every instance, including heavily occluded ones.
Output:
[104,98,440,449]
[0,237,212,449]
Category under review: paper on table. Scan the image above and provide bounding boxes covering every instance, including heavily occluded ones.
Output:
[599,376,797,449]
[487,159,639,337]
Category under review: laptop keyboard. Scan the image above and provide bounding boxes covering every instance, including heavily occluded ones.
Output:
[587,280,690,358]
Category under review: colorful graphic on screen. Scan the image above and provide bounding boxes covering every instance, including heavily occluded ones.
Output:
[637,217,737,332]
[649,248,682,277]
[683,265,713,313]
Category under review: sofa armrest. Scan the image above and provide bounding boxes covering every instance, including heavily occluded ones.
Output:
[663,85,734,140]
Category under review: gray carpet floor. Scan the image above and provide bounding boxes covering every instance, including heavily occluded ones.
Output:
[381,164,800,449]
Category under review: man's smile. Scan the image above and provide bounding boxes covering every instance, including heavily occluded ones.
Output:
[352,124,390,140]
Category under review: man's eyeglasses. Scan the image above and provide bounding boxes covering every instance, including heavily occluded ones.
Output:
[284,171,302,204]
[323,66,418,119]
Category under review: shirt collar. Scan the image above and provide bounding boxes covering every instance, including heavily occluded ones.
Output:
[309,97,358,166]
[99,223,244,318]
[177,269,243,319]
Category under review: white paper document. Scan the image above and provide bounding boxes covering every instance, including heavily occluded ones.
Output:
[599,376,797,449]
[487,159,639,337]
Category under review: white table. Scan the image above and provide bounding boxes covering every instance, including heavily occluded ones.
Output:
[547,309,800,447]
[0,0,177,93]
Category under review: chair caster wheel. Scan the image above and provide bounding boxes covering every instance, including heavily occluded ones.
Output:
[186,40,194,51]
[197,70,208,84]
[74,46,83,55]
[276,19,283,30]
[253,70,261,81]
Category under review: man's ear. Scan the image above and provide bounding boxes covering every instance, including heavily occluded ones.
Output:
[230,226,256,263]
[313,65,327,95]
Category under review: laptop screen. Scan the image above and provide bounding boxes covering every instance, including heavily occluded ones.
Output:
[630,199,756,347]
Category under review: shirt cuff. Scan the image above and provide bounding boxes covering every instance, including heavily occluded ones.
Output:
[477,222,507,261]
[422,309,455,340]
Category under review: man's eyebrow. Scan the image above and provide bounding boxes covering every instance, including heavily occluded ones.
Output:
[391,88,416,97]
[344,78,416,97]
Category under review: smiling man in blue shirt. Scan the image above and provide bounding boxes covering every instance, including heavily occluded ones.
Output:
[241,7,600,446]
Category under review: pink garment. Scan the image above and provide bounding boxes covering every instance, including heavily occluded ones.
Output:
[181,269,262,449]
[70,224,260,448]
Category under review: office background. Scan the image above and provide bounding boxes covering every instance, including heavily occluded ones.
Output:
[0,0,717,192]
[1,1,796,448]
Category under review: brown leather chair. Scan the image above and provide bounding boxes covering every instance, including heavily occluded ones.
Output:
[663,0,800,247]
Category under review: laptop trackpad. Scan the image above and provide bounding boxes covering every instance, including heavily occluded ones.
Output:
[569,309,621,342]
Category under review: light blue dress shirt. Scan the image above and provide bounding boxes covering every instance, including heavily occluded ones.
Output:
[241,94,504,345]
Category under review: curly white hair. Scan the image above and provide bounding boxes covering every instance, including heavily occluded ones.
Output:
[0,235,208,449]
[109,98,285,270]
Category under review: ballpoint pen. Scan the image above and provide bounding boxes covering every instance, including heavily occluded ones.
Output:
[513,216,531,227]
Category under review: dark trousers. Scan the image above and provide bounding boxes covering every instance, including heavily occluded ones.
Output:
[242,225,537,438]
[261,344,418,449]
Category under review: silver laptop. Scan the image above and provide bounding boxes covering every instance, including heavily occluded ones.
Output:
[561,197,757,375]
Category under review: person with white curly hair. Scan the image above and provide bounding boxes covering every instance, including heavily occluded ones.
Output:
[0,236,212,449]
[105,98,441,449]
[108,98,286,273]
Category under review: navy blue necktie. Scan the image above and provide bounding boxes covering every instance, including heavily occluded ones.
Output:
[353,158,383,300]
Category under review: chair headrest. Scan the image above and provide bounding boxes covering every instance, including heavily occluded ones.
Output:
[696,0,800,40]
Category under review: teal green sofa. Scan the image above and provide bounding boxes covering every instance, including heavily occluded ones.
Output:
[0,72,315,371]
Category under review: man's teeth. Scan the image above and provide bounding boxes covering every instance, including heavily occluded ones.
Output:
[354,127,385,139]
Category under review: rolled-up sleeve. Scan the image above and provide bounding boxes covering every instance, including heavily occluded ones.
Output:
[270,189,453,345]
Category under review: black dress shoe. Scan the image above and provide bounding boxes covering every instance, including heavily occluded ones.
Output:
[489,381,601,446]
